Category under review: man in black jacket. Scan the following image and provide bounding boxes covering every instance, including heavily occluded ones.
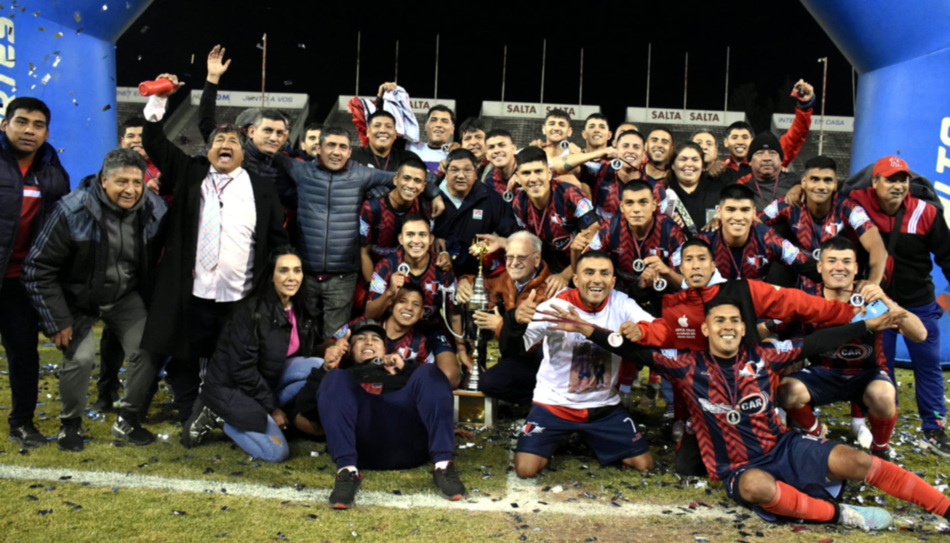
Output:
[138,74,289,424]
[0,97,70,448]
[295,319,465,509]
[23,148,166,451]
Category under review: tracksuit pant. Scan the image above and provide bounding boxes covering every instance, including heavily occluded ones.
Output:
[317,363,454,470]
[883,301,946,431]
[0,277,40,428]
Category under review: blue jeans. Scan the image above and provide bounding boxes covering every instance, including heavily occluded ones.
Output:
[883,301,946,431]
[223,356,324,462]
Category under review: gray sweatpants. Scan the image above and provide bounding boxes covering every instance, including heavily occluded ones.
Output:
[58,292,158,421]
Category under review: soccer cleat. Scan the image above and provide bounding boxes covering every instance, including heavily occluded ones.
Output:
[180,398,224,449]
[432,461,467,501]
[111,413,155,446]
[328,469,363,509]
[57,420,84,452]
[8,421,48,448]
[839,504,894,531]
[919,429,950,458]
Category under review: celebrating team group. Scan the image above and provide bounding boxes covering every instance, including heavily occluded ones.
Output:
[1,45,950,525]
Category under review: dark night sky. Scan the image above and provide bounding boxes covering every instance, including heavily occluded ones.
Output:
[116,0,856,131]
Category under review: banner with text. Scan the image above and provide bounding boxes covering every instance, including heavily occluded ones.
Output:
[480,101,601,119]
[116,86,149,103]
[772,113,854,132]
[189,90,309,109]
[625,108,746,126]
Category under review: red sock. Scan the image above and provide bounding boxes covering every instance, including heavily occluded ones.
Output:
[761,481,836,521]
[618,359,636,387]
[851,403,864,418]
[866,456,950,517]
[648,369,661,385]
[785,405,820,434]
[868,413,897,450]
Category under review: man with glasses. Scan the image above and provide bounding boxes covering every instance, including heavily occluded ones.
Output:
[455,232,551,404]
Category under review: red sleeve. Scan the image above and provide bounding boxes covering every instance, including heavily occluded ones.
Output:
[347,97,369,147]
[748,280,853,327]
[779,105,812,167]
[637,319,676,348]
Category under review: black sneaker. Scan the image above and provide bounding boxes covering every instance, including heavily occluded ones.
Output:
[90,395,116,413]
[919,429,950,458]
[432,461,467,501]
[870,447,891,460]
[638,382,660,409]
[9,421,48,448]
[57,419,84,452]
[328,469,363,509]
[180,398,223,449]
[111,413,155,446]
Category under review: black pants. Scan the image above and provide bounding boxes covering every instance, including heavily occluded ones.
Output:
[478,350,542,405]
[0,277,39,428]
[96,326,124,404]
[165,296,235,422]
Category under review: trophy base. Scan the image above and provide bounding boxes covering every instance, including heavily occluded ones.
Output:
[453,390,497,427]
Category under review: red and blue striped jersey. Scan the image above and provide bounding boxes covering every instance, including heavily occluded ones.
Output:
[513,179,599,273]
[368,248,457,331]
[360,195,431,263]
[586,213,685,288]
[336,316,453,364]
[759,193,873,254]
[648,341,803,481]
[575,160,667,221]
[485,161,518,197]
[681,224,812,281]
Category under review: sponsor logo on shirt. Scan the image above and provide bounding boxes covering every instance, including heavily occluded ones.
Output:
[678,315,689,328]
[738,392,770,414]
[473,209,483,220]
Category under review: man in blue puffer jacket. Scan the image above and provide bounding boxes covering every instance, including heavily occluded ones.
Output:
[274,125,445,338]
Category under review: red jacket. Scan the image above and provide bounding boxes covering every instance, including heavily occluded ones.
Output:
[722,102,813,171]
[640,278,853,350]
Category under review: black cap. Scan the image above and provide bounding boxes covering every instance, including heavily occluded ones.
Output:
[747,132,784,162]
[348,319,386,342]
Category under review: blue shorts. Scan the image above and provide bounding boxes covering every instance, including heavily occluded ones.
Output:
[515,403,650,465]
[790,366,893,409]
[725,432,842,510]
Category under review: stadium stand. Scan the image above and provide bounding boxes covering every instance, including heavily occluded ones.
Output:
[323,95,456,146]
[772,113,854,175]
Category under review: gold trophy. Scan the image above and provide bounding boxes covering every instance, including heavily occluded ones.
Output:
[453,240,497,426]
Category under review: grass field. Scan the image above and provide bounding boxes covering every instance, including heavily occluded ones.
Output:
[1,331,949,541]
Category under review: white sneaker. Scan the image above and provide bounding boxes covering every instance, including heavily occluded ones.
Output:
[851,421,873,449]
[839,504,894,531]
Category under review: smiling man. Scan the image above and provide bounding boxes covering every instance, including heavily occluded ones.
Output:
[406,105,456,174]
[137,74,290,425]
[298,123,322,160]
[23,148,167,451]
[498,251,656,477]
[351,111,410,172]
[643,128,672,185]
[482,129,520,196]
[119,118,162,195]
[733,132,804,211]
[849,156,950,456]
[582,113,612,154]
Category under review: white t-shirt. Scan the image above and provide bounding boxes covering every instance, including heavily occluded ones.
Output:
[523,289,654,409]
[405,141,448,174]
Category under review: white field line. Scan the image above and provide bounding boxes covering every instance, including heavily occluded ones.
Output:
[0,463,729,518]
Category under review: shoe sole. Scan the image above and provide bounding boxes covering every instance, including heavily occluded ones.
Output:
[57,442,84,452]
[8,435,48,449]
[918,437,950,458]
[329,502,354,509]
[439,491,465,501]
[110,426,155,446]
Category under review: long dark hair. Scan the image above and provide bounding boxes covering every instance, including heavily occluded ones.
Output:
[663,142,707,189]
[249,245,316,322]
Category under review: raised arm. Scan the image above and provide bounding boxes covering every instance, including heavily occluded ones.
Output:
[199,45,232,142]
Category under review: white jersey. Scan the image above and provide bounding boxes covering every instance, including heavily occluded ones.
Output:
[405,141,448,174]
[524,289,654,409]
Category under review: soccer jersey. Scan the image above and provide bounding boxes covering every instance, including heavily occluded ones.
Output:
[587,213,685,291]
[359,195,431,262]
[368,248,457,330]
[575,160,668,221]
[336,317,453,364]
[512,179,599,272]
[760,193,873,255]
[521,289,654,409]
[678,223,813,281]
[485,160,518,197]
[405,141,448,174]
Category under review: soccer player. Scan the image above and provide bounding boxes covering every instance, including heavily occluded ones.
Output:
[567,298,950,531]
[581,113,612,153]
[849,155,950,456]
[511,147,600,296]
[498,251,656,476]
[482,129,520,196]
[642,128,672,185]
[777,237,926,458]
[759,156,887,294]
[684,184,818,282]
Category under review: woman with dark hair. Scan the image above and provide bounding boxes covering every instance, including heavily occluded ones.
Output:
[664,141,724,233]
[180,246,348,461]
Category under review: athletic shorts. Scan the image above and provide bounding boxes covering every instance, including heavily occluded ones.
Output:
[790,366,892,410]
[516,403,650,465]
[725,431,842,510]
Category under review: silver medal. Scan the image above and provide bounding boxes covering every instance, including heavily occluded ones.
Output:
[726,410,741,425]
[503,190,515,203]
[654,278,667,291]
[397,263,411,275]
[369,357,383,366]
[633,259,646,273]
[441,143,451,153]
[608,332,624,348]
[812,248,821,260]
[610,158,623,170]
[850,293,865,307]
[559,140,570,151]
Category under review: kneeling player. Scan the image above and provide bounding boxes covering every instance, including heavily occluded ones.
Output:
[550,298,950,531]
[499,251,657,477]
[777,237,926,458]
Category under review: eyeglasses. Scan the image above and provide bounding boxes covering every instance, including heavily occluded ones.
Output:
[447,168,475,176]
[505,252,539,264]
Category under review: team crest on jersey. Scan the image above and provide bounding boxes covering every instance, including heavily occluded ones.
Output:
[746,255,766,268]
[397,346,419,361]
[738,359,765,378]
[824,222,843,236]
[781,239,800,264]
[550,214,564,226]
[522,422,545,435]
[424,281,438,294]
